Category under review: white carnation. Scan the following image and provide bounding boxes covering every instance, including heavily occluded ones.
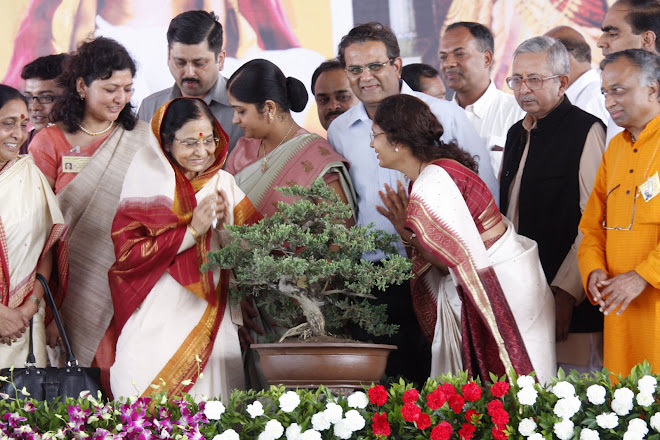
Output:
[333,419,354,439]
[587,385,607,405]
[204,400,225,420]
[258,432,273,440]
[300,429,322,440]
[517,375,536,388]
[623,432,645,440]
[247,401,264,418]
[638,376,657,395]
[347,391,369,409]
[279,391,301,413]
[324,402,343,424]
[649,413,660,432]
[265,419,284,439]
[214,429,240,440]
[580,428,600,440]
[612,397,633,416]
[286,423,302,440]
[311,412,331,431]
[636,392,654,407]
[552,381,576,399]
[596,412,619,429]
[518,418,537,436]
[529,433,544,440]
[628,418,649,436]
[553,396,581,419]
[554,419,575,440]
[517,387,538,406]
[345,410,366,431]
[614,387,635,403]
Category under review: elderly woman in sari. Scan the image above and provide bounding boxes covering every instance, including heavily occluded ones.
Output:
[225,59,355,218]
[29,36,151,392]
[0,85,67,368]
[109,97,261,399]
[374,95,556,384]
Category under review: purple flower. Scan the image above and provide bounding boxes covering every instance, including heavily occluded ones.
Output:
[92,428,113,440]
[22,402,37,413]
[3,412,27,429]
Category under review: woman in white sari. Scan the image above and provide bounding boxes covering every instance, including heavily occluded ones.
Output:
[109,98,261,399]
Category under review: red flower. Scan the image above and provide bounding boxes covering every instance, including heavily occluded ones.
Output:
[439,383,457,399]
[462,382,482,401]
[369,385,388,406]
[487,399,504,415]
[403,389,419,403]
[426,389,447,410]
[448,394,466,414]
[490,381,510,398]
[492,425,508,440]
[491,409,509,426]
[416,413,431,430]
[459,422,476,440]
[465,409,480,424]
[371,412,391,437]
[430,421,453,440]
[401,402,421,422]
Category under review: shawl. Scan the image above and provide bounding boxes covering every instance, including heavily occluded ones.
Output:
[108,98,261,395]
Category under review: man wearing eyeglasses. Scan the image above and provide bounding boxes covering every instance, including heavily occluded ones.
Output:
[500,36,606,374]
[20,54,66,154]
[578,49,660,377]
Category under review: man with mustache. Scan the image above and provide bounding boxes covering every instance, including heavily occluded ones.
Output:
[500,36,606,374]
[311,59,359,131]
[138,10,243,151]
[439,22,524,175]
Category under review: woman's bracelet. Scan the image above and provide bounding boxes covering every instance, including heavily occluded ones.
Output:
[28,295,40,313]
[187,224,201,241]
[401,232,416,248]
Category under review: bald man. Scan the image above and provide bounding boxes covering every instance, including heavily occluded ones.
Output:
[545,26,608,124]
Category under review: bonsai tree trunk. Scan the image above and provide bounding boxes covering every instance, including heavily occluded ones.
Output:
[277,277,325,340]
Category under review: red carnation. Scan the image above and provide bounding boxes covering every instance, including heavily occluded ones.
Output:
[448,394,466,414]
[431,421,453,440]
[459,422,476,440]
[487,399,504,415]
[465,409,480,424]
[439,383,457,399]
[371,412,391,437]
[490,381,510,398]
[369,385,389,406]
[462,382,482,401]
[416,413,431,430]
[491,409,509,426]
[426,389,447,410]
[492,425,508,440]
[401,402,422,422]
[403,389,419,403]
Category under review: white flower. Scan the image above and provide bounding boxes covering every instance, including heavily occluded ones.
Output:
[623,432,645,440]
[324,402,343,424]
[347,391,369,409]
[265,419,284,439]
[279,391,301,413]
[345,410,366,430]
[638,375,657,395]
[517,375,536,388]
[517,387,538,406]
[214,429,240,440]
[552,381,576,399]
[247,401,264,418]
[580,428,600,440]
[333,419,354,439]
[300,429,322,440]
[614,387,635,403]
[204,400,225,420]
[311,412,331,431]
[518,418,537,437]
[529,433,544,440]
[596,412,619,429]
[650,413,660,432]
[612,397,633,416]
[636,392,654,407]
[587,385,607,405]
[553,396,581,419]
[554,419,575,440]
[628,419,649,436]
[258,432,273,440]
[286,423,302,440]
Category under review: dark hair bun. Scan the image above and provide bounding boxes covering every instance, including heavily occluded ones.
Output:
[285,76,308,112]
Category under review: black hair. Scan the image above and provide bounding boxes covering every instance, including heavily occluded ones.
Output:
[227,59,307,112]
[20,54,67,81]
[311,59,344,95]
[167,10,224,55]
[52,37,137,133]
[160,98,216,161]
[401,63,440,92]
[445,21,494,53]
[0,84,28,108]
[629,6,660,53]
[600,48,660,88]
[337,22,400,67]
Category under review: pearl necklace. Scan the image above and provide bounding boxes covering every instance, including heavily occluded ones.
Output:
[78,121,114,136]
[260,121,295,173]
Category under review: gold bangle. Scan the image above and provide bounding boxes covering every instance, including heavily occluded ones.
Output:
[28,295,40,312]
[187,224,201,241]
[401,232,416,248]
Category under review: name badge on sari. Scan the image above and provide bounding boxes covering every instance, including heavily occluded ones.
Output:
[639,172,660,202]
[62,156,90,173]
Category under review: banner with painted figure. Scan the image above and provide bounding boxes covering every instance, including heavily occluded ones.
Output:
[0,0,611,135]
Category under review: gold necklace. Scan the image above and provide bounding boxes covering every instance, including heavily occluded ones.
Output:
[79,121,114,136]
[260,121,295,173]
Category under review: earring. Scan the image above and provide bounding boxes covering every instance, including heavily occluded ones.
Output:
[395,147,399,152]
[268,112,274,122]
[79,93,84,100]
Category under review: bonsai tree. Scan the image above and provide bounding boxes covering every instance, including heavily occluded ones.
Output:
[204,178,412,341]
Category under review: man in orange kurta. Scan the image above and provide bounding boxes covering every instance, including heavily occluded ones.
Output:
[578,49,660,376]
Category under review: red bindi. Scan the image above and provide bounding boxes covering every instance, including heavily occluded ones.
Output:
[20,114,25,119]
[199,133,203,138]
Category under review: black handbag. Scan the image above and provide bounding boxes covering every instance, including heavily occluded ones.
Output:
[0,273,103,401]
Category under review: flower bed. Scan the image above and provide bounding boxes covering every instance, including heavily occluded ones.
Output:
[1,362,659,439]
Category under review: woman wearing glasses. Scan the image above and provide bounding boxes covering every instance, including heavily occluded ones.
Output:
[28,37,151,394]
[373,94,555,384]
[225,59,356,218]
[109,97,261,399]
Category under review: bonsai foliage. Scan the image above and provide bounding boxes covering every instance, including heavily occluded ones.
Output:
[204,178,412,341]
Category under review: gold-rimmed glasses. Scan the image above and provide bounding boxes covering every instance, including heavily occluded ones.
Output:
[602,184,638,231]
[174,137,218,149]
[346,59,394,77]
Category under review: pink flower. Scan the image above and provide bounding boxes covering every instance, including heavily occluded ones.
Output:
[401,402,422,422]
[369,385,389,406]
[491,382,510,398]
[371,413,391,437]
[449,394,466,414]
[431,421,453,440]
[462,382,482,401]
[403,389,420,403]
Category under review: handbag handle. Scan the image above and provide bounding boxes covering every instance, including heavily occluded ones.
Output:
[35,273,78,367]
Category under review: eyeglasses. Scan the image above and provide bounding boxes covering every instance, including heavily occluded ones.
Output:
[24,94,58,105]
[369,132,386,142]
[602,184,638,231]
[505,75,561,91]
[346,59,394,77]
[174,137,218,149]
